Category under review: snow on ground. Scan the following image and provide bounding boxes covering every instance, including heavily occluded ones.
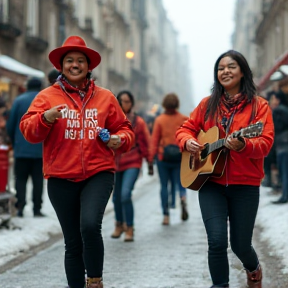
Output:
[0,170,287,274]
[0,165,156,267]
[256,186,288,273]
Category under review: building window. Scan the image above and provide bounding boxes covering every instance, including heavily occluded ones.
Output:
[0,0,9,23]
[27,0,39,36]
[71,0,80,19]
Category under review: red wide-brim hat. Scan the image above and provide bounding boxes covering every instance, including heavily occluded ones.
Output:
[48,35,101,71]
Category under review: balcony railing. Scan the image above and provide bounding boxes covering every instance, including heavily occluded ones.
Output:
[25,34,49,52]
[0,21,21,39]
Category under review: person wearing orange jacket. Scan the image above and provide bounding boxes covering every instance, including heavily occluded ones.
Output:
[176,50,274,288]
[19,36,134,288]
[111,90,153,242]
[149,93,189,226]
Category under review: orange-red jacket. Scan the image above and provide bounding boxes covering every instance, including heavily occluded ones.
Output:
[116,115,150,172]
[149,111,188,162]
[176,96,274,186]
[20,84,134,181]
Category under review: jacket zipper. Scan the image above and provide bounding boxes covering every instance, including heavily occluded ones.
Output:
[60,86,96,178]
[80,90,96,177]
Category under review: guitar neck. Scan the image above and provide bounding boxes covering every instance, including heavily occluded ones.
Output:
[202,138,225,159]
[210,138,225,152]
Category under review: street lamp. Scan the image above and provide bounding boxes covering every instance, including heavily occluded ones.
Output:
[125,50,134,89]
[125,50,134,59]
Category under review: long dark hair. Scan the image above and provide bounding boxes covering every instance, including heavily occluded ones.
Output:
[205,50,256,120]
[116,90,135,111]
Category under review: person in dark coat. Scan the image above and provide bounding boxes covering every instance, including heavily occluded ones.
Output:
[269,90,288,204]
[6,77,45,217]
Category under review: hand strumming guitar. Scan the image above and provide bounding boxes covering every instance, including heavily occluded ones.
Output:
[185,139,205,153]
[224,135,245,152]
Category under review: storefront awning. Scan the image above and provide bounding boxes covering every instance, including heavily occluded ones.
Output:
[257,50,288,91]
[0,55,45,78]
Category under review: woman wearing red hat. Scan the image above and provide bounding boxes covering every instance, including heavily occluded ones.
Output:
[20,36,135,288]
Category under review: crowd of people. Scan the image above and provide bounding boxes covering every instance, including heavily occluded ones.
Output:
[0,34,287,288]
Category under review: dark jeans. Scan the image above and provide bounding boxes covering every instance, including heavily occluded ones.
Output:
[199,182,260,287]
[113,168,140,226]
[14,158,43,213]
[48,172,114,288]
[156,159,185,215]
[170,173,187,207]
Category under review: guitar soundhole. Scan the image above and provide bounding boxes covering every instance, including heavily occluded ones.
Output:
[189,154,193,169]
[200,145,209,160]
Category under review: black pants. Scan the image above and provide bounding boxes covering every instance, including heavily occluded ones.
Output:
[14,158,43,213]
[199,182,260,287]
[48,172,114,288]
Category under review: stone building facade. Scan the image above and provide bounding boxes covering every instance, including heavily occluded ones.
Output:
[0,0,192,113]
[233,0,288,95]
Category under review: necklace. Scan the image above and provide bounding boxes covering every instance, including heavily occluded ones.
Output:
[79,91,86,98]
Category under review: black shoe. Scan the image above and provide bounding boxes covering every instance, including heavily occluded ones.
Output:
[34,211,46,217]
[181,199,189,221]
[271,199,288,204]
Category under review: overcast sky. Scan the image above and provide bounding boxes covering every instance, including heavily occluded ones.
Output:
[162,0,236,107]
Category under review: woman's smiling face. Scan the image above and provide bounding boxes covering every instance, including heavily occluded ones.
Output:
[62,51,89,86]
[217,56,243,95]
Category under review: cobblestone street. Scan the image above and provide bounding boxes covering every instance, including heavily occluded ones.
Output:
[0,177,287,287]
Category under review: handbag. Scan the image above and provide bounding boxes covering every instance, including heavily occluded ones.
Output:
[162,144,181,163]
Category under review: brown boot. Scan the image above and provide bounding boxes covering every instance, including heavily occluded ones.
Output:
[181,198,189,221]
[246,264,262,288]
[86,277,103,288]
[124,226,134,242]
[111,221,124,238]
[162,215,169,225]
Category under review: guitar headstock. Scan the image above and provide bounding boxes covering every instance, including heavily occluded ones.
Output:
[232,122,264,138]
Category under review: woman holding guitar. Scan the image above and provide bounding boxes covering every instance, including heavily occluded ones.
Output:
[176,50,274,288]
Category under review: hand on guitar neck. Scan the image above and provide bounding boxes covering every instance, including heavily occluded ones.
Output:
[224,135,245,152]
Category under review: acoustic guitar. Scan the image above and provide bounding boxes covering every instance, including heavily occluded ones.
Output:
[180,122,264,191]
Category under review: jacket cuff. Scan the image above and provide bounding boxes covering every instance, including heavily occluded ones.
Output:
[238,139,253,156]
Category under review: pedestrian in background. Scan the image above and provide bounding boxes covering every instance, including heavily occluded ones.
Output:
[47,68,61,85]
[6,77,44,217]
[20,35,134,288]
[111,90,153,242]
[176,50,274,288]
[269,90,288,204]
[149,93,189,225]
[261,90,286,189]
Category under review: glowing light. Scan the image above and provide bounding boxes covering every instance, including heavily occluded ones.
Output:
[125,50,134,59]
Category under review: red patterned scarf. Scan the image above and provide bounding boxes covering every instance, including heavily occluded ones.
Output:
[218,92,248,131]
[57,75,95,100]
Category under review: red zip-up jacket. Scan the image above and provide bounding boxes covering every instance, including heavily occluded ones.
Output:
[115,115,151,172]
[176,96,274,186]
[20,84,134,181]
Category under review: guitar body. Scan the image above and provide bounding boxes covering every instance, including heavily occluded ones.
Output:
[180,126,226,191]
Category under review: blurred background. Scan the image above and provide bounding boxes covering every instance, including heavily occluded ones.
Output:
[0,0,287,116]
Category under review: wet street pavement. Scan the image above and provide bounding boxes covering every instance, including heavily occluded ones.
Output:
[0,176,287,287]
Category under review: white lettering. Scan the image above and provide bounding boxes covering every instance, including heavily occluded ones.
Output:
[67,119,80,128]
[85,108,98,118]
[64,129,77,140]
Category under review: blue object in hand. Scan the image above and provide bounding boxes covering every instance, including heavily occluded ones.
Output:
[98,128,110,142]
